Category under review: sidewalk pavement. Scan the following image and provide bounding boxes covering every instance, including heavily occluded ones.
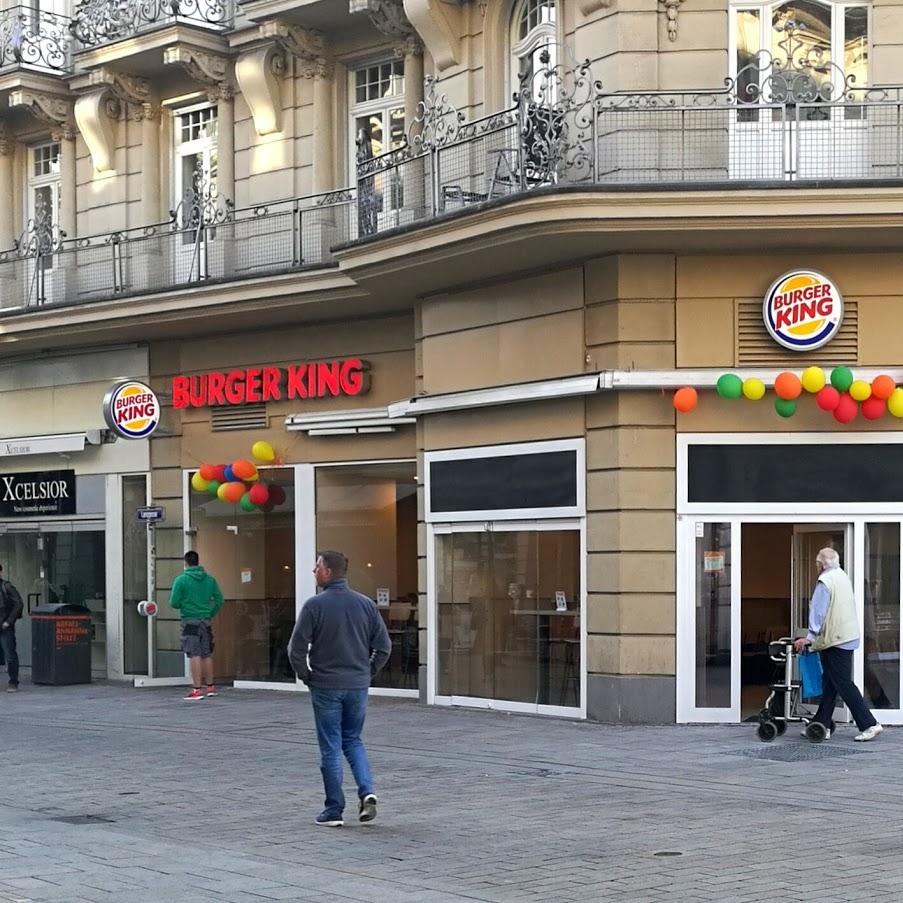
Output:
[0,684,899,903]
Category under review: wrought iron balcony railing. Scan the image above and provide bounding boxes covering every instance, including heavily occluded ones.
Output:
[70,0,233,49]
[0,6,72,74]
[0,186,355,311]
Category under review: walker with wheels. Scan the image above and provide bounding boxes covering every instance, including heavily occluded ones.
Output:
[755,638,823,742]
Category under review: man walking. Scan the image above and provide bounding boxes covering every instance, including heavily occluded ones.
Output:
[288,551,391,827]
[795,547,883,742]
[0,565,23,692]
[170,551,224,701]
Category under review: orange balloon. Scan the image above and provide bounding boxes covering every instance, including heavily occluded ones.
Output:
[222,481,246,504]
[198,463,216,482]
[231,459,257,481]
[673,387,698,413]
[871,374,896,401]
[774,371,802,400]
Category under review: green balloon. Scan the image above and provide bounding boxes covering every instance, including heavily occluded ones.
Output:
[830,366,854,393]
[775,398,796,418]
[716,373,743,400]
[206,480,221,497]
[239,493,257,513]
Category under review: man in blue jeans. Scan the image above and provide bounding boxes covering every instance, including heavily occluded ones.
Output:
[288,550,391,827]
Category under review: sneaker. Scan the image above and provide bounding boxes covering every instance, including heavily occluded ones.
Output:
[205,685,218,697]
[183,688,205,702]
[6,685,17,693]
[359,793,377,823]
[801,725,831,740]
[854,724,884,742]
[315,811,343,827]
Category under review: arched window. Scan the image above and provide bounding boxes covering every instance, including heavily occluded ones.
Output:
[510,0,558,101]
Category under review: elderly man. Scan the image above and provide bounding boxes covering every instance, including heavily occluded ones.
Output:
[794,547,883,742]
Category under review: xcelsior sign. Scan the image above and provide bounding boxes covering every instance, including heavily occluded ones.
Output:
[763,270,844,352]
[103,379,160,439]
[0,470,76,517]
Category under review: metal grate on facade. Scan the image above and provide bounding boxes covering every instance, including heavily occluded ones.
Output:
[210,403,267,432]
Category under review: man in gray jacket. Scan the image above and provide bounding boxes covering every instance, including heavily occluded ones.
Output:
[288,550,391,827]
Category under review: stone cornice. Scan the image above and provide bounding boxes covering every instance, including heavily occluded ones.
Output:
[7,90,75,140]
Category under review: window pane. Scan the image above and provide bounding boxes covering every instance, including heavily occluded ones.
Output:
[736,9,761,122]
[316,463,419,690]
[844,7,868,86]
[696,522,732,708]
[771,1,831,118]
[864,523,900,710]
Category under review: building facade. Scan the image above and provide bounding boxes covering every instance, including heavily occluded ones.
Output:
[0,0,902,722]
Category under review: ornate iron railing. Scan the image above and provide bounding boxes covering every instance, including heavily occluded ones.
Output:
[0,6,72,73]
[0,187,355,310]
[70,0,232,48]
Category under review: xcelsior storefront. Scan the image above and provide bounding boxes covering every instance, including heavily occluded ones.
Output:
[0,346,150,680]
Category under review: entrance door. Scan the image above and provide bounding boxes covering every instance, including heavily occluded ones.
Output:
[791,524,849,635]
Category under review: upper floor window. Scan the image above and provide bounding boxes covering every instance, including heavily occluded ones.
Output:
[27,141,60,258]
[510,0,558,100]
[173,104,218,230]
[351,59,405,170]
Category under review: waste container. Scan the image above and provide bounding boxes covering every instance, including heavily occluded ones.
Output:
[31,603,92,685]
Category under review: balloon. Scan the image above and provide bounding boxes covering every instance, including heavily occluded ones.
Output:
[248,483,269,507]
[774,371,802,400]
[232,459,257,481]
[673,387,698,413]
[742,378,765,401]
[872,374,896,400]
[239,493,258,512]
[774,398,796,418]
[251,441,275,463]
[221,481,246,504]
[259,500,276,514]
[716,374,743,400]
[191,472,209,492]
[888,388,903,418]
[246,471,259,482]
[223,465,236,483]
[206,480,221,497]
[815,386,841,411]
[212,464,227,483]
[862,397,886,420]
[269,485,287,506]
[830,366,854,393]
[833,393,858,424]
[216,482,230,502]
[800,366,826,394]
[849,379,871,402]
[198,463,217,482]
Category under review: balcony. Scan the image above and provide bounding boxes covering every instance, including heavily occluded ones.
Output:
[0,6,72,75]
[0,186,355,311]
[69,0,234,50]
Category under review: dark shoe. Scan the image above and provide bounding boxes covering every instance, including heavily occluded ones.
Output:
[359,793,377,823]
[6,685,17,693]
[315,811,343,827]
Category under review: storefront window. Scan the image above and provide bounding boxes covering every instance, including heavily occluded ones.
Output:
[436,529,580,707]
[864,523,900,710]
[189,467,296,682]
[315,463,418,690]
[695,522,732,709]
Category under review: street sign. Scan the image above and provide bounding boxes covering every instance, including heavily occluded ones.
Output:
[137,505,165,523]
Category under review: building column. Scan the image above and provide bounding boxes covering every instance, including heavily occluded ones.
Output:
[0,132,14,250]
[140,104,162,225]
[56,126,77,243]
[213,86,234,204]
[403,41,424,136]
[312,68,334,195]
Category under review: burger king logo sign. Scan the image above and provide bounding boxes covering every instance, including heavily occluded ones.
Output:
[763,270,843,352]
[103,379,160,440]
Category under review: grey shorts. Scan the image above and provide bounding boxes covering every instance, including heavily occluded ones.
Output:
[181,619,214,658]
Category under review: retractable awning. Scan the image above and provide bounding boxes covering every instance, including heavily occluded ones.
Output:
[0,431,105,457]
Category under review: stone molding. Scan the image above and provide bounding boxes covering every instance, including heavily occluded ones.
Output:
[661,0,682,41]
[163,46,234,101]
[8,90,75,140]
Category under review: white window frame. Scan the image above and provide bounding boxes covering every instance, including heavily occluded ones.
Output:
[26,140,60,243]
[509,0,560,102]
[172,101,218,217]
[347,57,406,180]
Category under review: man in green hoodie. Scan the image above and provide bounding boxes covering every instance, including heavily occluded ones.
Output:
[170,550,224,701]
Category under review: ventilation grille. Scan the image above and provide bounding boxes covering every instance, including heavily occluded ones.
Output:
[210,404,268,432]
[736,298,858,366]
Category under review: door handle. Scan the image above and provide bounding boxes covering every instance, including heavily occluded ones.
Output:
[27,593,40,614]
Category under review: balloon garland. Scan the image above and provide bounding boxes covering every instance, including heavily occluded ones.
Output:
[673,367,901,423]
[190,440,288,513]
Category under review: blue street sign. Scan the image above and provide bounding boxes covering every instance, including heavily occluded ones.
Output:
[137,506,165,523]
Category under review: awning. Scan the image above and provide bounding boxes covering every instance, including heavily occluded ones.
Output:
[0,431,105,458]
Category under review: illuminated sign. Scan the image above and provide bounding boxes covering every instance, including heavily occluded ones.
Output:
[103,380,160,439]
[763,270,843,352]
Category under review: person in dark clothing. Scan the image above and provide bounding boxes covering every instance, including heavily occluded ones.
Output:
[288,550,391,827]
[0,564,24,692]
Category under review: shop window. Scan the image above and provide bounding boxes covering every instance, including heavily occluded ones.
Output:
[864,523,900,710]
[315,462,418,691]
[189,466,295,682]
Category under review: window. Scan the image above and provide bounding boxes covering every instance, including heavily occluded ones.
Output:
[26,141,60,258]
[510,0,558,100]
[350,59,405,173]
[173,104,218,232]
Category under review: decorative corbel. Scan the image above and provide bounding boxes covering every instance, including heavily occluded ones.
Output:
[235,42,286,135]
[661,0,683,41]
[163,46,233,94]
[260,21,332,79]
[401,0,461,70]
[8,91,75,140]
[350,0,435,60]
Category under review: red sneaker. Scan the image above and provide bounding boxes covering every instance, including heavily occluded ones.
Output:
[205,685,218,697]
[183,688,205,702]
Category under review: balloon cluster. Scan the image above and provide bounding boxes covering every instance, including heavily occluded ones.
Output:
[190,441,287,512]
[673,366,903,424]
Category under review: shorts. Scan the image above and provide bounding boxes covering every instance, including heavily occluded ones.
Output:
[181,619,214,658]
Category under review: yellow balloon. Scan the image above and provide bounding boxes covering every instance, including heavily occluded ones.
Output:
[849,379,871,402]
[251,440,275,463]
[216,483,230,502]
[888,388,903,418]
[801,366,826,394]
[742,378,766,401]
[191,472,209,492]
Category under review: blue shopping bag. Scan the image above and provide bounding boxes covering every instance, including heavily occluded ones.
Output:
[799,650,823,700]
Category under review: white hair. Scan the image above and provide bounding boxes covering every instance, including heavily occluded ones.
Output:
[816,547,841,569]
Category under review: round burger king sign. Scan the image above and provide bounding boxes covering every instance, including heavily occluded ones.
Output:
[103,379,160,439]
[763,269,843,352]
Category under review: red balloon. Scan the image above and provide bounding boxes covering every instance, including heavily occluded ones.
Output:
[212,464,227,483]
[815,386,840,411]
[673,387,697,413]
[833,393,858,424]
[198,463,216,481]
[269,485,287,506]
[862,397,886,420]
[248,483,269,506]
